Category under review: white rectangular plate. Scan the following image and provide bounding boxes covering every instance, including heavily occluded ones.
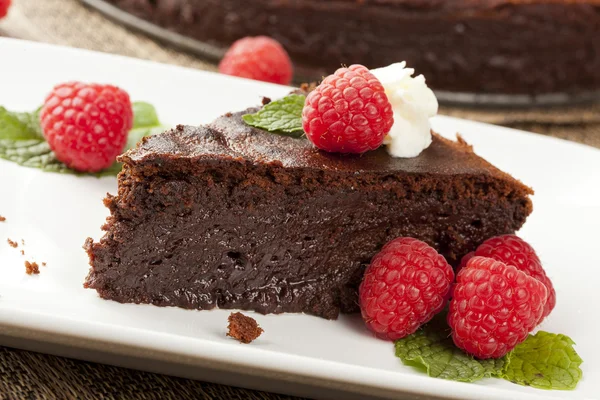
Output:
[0,38,599,400]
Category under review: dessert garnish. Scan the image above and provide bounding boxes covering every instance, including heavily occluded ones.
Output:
[360,234,582,390]
[227,312,264,344]
[242,94,304,135]
[40,82,134,172]
[24,260,39,275]
[474,234,555,320]
[302,64,394,153]
[0,0,10,19]
[395,314,582,390]
[370,62,438,158]
[449,257,547,359]
[359,238,454,340]
[219,36,293,85]
[0,84,164,175]
[244,62,437,157]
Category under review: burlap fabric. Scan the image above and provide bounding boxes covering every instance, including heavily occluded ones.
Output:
[0,1,598,399]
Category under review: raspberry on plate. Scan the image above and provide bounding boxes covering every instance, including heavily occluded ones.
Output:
[359,237,454,341]
[475,234,555,321]
[0,0,11,19]
[448,256,547,359]
[302,64,394,154]
[218,36,293,85]
[39,82,133,173]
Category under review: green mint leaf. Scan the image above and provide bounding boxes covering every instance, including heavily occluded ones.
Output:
[0,107,43,140]
[502,331,583,390]
[0,102,165,176]
[394,313,507,382]
[0,139,73,174]
[132,101,160,129]
[242,94,305,135]
[126,125,168,151]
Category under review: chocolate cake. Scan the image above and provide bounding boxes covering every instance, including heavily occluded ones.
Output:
[103,0,600,96]
[84,106,533,319]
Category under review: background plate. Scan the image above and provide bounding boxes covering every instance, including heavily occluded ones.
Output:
[0,38,599,400]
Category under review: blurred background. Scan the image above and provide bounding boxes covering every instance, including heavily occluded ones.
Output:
[0,0,599,148]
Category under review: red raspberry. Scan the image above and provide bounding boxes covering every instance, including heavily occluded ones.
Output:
[0,0,11,19]
[474,235,555,321]
[457,251,475,273]
[302,64,394,154]
[448,256,547,359]
[40,82,133,173]
[219,36,293,85]
[359,237,454,341]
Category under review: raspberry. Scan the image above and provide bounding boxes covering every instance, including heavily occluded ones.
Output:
[40,82,133,172]
[359,237,454,341]
[457,251,475,273]
[0,0,11,19]
[448,256,547,359]
[302,64,394,154]
[475,235,555,321]
[218,36,293,85]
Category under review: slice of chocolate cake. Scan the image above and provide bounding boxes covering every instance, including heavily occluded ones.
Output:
[84,108,532,319]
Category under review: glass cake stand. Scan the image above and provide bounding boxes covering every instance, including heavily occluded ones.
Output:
[82,0,600,108]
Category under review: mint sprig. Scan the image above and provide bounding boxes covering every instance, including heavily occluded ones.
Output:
[395,317,583,390]
[0,102,165,176]
[242,94,305,135]
[503,332,583,390]
[395,313,506,383]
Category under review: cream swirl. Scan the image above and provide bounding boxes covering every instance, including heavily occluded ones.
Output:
[371,62,438,158]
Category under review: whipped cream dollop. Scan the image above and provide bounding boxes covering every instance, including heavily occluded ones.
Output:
[371,62,438,158]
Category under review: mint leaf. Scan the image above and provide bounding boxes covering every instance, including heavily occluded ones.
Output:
[394,314,507,382]
[0,139,72,173]
[242,94,305,135]
[0,102,165,176]
[0,107,43,140]
[502,332,583,390]
[132,101,160,129]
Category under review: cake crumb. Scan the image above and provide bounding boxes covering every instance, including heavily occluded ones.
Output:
[21,239,25,246]
[299,82,318,94]
[20,250,24,256]
[0,215,5,222]
[25,261,39,275]
[7,239,17,248]
[42,262,47,267]
[227,312,264,344]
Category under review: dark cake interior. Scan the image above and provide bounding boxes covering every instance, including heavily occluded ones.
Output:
[84,109,533,319]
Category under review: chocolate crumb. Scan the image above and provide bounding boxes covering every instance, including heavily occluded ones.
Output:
[0,215,5,222]
[261,97,272,105]
[227,312,264,343]
[20,250,24,256]
[25,261,40,275]
[42,262,47,267]
[299,82,318,94]
[7,239,18,248]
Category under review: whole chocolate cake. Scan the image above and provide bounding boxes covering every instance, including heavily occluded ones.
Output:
[84,106,533,319]
[103,0,600,96]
